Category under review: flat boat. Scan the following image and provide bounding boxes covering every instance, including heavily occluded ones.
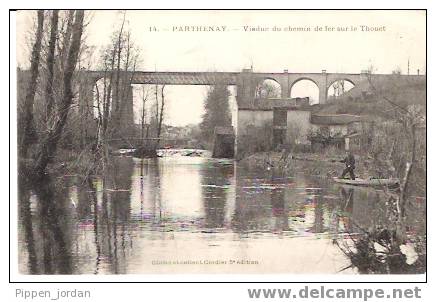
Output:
[333,177,400,188]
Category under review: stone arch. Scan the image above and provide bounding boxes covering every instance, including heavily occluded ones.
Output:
[289,77,320,104]
[327,78,356,99]
[255,78,282,99]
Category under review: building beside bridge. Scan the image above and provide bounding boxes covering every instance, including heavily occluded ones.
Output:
[308,114,369,152]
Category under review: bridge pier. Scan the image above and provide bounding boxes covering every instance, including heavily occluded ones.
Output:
[77,76,98,145]
[278,71,289,99]
[236,68,257,108]
[122,85,135,135]
[318,73,328,104]
[110,82,136,140]
[272,107,287,148]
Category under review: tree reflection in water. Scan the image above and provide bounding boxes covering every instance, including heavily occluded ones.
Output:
[335,187,426,274]
[201,163,233,229]
[91,156,134,274]
[18,184,38,274]
[19,176,73,274]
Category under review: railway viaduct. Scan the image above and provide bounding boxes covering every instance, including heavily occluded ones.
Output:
[18,68,425,156]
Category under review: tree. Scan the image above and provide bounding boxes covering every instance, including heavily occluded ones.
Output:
[132,84,165,158]
[366,69,425,234]
[392,66,402,75]
[33,10,85,175]
[19,10,44,158]
[200,84,232,143]
[332,80,345,97]
[155,85,166,147]
[44,10,59,125]
[255,79,281,98]
[94,16,140,146]
[139,85,151,142]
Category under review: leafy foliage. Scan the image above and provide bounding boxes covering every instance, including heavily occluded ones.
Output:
[200,85,232,143]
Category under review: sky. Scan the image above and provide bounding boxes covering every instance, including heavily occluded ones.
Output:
[15,10,426,126]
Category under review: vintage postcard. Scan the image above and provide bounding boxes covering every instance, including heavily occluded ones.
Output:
[12,9,426,279]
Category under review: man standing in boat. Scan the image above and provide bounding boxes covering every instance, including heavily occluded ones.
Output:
[340,151,356,180]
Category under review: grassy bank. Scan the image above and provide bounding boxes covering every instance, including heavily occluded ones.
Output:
[239,150,385,180]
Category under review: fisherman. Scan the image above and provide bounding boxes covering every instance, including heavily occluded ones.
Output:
[279,143,292,163]
[340,151,356,180]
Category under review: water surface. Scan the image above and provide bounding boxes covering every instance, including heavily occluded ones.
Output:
[18,153,425,274]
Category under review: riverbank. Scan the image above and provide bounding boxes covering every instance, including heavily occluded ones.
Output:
[18,147,214,183]
[238,151,371,179]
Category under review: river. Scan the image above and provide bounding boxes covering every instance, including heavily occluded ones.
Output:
[17,151,426,274]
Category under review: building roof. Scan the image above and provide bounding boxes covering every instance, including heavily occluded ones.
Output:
[310,114,362,125]
[238,98,313,111]
[214,126,234,135]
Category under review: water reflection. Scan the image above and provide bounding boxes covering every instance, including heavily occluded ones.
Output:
[18,155,426,274]
[201,162,233,229]
[19,177,73,274]
[334,185,426,274]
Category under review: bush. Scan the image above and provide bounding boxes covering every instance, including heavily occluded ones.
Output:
[237,121,273,159]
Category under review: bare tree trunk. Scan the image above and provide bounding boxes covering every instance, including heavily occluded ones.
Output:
[395,125,415,241]
[44,10,59,125]
[95,82,103,147]
[113,13,126,118]
[140,86,147,141]
[33,10,85,175]
[112,32,137,139]
[103,69,113,140]
[58,10,75,74]
[121,31,131,103]
[399,123,416,217]
[156,85,165,148]
[19,10,44,158]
